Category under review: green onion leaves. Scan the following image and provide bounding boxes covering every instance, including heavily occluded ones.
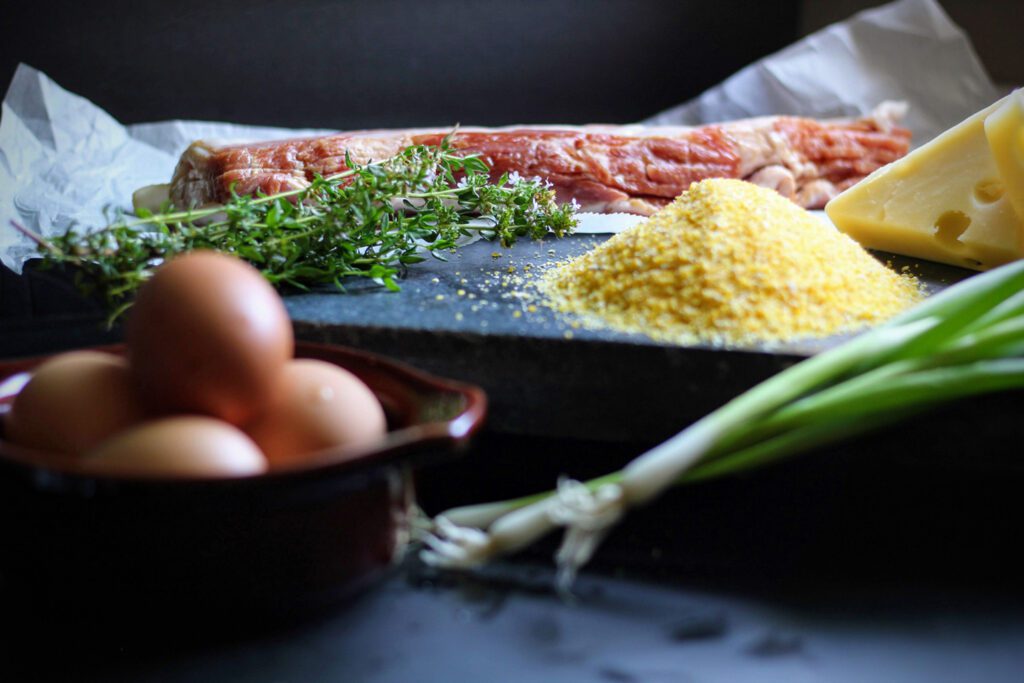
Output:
[423,259,1024,590]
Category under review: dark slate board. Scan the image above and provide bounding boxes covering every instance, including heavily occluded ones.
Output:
[1,233,977,442]
[287,234,975,442]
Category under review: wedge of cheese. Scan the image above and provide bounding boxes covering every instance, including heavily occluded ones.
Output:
[826,92,1023,271]
[985,90,1024,225]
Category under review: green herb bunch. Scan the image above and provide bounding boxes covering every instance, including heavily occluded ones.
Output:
[34,137,577,319]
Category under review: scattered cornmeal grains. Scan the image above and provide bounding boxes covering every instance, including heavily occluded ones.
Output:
[539,179,922,347]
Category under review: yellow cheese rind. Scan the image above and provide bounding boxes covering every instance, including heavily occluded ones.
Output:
[826,94,1022,271]
[985,90,1024,224]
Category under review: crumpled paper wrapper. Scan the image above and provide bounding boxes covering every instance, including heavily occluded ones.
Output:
[0,0,1002,273]
[644,0,1002,141]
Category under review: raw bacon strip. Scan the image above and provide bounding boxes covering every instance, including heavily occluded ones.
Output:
[406,127,741,215]
[168,108,910,215]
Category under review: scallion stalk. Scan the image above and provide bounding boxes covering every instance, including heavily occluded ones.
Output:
[422,260,1024,587]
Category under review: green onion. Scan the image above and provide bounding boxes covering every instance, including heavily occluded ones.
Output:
[422,260,1024,588]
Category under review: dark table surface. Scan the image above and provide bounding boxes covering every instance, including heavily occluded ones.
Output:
[7,559,1024,683]
[3,422,1024,682]
[3,233,1024,680]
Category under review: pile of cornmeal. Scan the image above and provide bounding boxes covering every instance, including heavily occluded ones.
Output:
[541,179,922,346]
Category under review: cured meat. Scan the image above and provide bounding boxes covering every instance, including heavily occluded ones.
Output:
[168,105,910,215]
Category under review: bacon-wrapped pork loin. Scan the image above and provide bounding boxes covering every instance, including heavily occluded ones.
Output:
[164,105,910,215]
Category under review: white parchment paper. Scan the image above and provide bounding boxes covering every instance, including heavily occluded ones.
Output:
[0,0,1003,273]
[0,75,332,273]
[644,0,1002,141]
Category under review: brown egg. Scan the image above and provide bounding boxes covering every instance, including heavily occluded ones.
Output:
[244,359,387,468]
[6,351,146,455]
[86,416,267,478]
[127,251,294,425]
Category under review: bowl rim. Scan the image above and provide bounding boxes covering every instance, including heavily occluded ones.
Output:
[0,341,487,485]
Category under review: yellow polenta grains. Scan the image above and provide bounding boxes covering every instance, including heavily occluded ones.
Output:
[541,179,922,346]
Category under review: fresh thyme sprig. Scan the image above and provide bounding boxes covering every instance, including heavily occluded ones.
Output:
[35,136,577,317]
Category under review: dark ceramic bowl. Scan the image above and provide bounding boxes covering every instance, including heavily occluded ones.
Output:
[0,342,486,620]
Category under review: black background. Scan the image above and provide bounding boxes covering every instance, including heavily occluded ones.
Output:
[0,0,800,129]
